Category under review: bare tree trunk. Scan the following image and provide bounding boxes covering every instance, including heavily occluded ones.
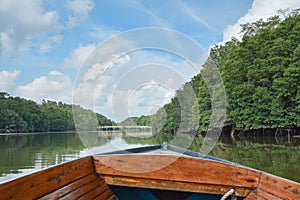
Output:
[230,124,236,145]
[275,128,279,144]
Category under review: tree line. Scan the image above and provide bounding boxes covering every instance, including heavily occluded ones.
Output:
[0,92,113,133]
[2,10,299,135]
[123,10,300,135]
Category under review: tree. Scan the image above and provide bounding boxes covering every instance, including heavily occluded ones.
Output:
[149,10,300,134]
[0,93,113,133]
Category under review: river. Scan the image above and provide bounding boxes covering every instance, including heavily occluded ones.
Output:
[0,132,299,183]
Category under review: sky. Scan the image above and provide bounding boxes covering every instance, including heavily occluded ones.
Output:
[0,0,300,122]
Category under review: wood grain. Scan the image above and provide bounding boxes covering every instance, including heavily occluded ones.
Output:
[258,173,300,200]
[39,173,98,199]
[1,153,299,200]
[94,155,261,197]
[101,175,253,197]
[0,157,94,199]
[61,178,103,199]
[244,190,268,200]
[245,188,281,200]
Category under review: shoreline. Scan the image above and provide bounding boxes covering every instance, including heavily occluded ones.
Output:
[0,130,77,136]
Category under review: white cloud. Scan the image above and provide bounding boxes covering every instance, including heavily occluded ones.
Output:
[49,71,64,76]
[89,26,121,42]
[61,34,134,69]
[0,0,61,54]
[0,70,20,93]
[39,43,52,54]
[40,34,62,54]
[49,34,62,43]
[110,80,175,121]
[80,50,196,120]
[60,43,97,68]
[67,16,79,28]
[66,36,135,111]
[39,34,62,54]
[67,0,94,27]
[72,53,131,110]
[67,0,94,16]
[92,76,177,122]
[222,0,300,43]
[72,80,96,109]
[17,71,73,103]
[83,63,110,82]
[83,54,130,82]
[0,32,12,53]
[72,29,205,120]
[110,54,197,121]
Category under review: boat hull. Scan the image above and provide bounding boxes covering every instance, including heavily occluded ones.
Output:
[0,145,299,199]
[0,157,117,200]
[93,154,300,199]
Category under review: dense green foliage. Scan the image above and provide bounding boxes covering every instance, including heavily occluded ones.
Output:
[211,10,300,130]
[144,10,300,133]
[0,92,113,133]
[120,115,151,126]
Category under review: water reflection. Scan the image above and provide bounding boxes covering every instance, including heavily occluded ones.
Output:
[0,132,299,183]
[208,134,300,182]
[0,132,84,182]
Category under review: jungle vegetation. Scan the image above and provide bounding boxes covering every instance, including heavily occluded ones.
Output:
[123,10,300,135]
[0,92,113,133]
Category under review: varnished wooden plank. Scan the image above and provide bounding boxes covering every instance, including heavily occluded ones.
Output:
[96,188,117,200]
[62,178,102,199]
[101,175,252,197]
[77,187,102,200]
[93,155,261,190]
[0,156,94,200]
[77,182,112,200]
[248,188,282,200]
[106,194,119,200]
[245,188,281,200]
[258,173,300,200]
[244,191,267,200]
[256,189,279,200]
[93,193,117,200]
[39,173,98,200]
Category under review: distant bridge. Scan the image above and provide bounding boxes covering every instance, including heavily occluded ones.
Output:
[97,126,152,137]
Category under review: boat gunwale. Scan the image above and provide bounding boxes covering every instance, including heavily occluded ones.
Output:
[97,143,261,172]
[0,155,93,185]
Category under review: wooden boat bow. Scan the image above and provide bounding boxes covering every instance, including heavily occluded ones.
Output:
[0,143,299,199]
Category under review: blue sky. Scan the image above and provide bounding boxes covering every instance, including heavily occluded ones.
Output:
[1,0,299,121]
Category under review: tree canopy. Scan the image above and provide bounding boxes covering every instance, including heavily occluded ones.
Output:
[0,93,113,133]
[145,10,300,133]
